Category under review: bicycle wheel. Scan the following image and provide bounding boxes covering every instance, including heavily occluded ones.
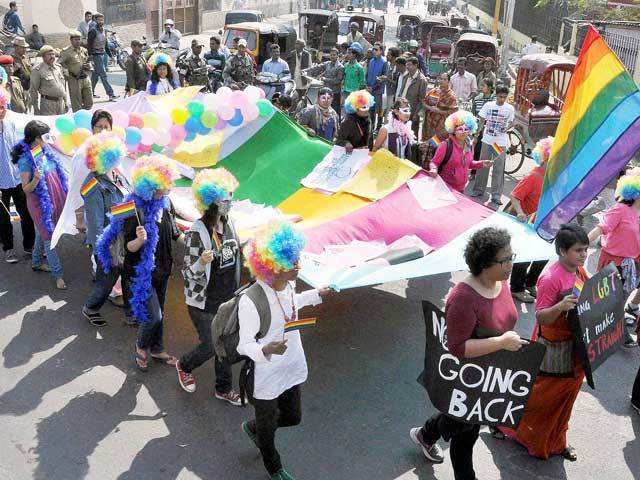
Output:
[504,129,526,175]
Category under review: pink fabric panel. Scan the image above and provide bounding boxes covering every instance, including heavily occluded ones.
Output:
[304,171,494,254]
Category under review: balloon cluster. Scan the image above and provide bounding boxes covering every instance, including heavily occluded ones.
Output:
[53,86,275,156]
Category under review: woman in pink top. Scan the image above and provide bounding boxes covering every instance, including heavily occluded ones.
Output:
[427,110,493,193]
[588,174,640,348]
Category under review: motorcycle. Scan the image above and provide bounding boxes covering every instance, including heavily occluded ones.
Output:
[256,71,294,100]
[107,29,128,71]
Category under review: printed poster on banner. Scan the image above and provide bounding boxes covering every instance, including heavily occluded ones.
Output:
[300,146,369,193]
[418,301,546,429]
[570,262,625,389]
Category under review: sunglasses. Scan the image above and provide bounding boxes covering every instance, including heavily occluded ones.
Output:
[455,125,471,133]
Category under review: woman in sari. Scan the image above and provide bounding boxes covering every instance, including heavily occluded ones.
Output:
[502,224,589,461]
[422,72,457,143]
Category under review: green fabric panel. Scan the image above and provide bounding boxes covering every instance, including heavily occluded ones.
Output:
[216,111,332,206]
[547,73,637,185]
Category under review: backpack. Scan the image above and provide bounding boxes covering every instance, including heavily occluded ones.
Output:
[211,282,271,365]
[437,138,455,174]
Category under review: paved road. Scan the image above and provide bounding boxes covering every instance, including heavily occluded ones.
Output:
[2,8,640,480]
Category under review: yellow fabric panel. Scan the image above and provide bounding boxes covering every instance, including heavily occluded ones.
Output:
[172,132,222,168]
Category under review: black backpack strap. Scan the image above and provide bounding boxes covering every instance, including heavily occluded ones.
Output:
[437,138,454,174]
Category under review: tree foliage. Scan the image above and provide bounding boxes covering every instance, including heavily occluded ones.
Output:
[534,0,640,20]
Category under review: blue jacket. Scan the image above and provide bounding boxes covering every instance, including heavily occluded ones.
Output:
[366,56,388,94]
[3,11,25,35]
[82,172,125,247]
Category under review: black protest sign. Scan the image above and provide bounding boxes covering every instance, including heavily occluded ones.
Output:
[570,263,625,389]
[417,301,546,429]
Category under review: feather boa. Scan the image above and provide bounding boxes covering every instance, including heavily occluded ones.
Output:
[387,112,416,144]
[95,194,166,324]
[17,142,68,235]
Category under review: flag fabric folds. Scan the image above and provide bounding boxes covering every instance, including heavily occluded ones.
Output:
[535,26,640,240]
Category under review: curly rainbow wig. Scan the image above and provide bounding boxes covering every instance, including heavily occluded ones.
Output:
[243,220,306,283]
[131,155,178,201]
[344,90,375,114]
[532,136,554,165]
[148,52,173,69]
[0,85,9,107]
[444,110,478,134]
[192,168,239,212]
[84,131,127,174]
[616,175,640,202]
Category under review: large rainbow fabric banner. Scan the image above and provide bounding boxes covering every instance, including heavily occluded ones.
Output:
[535,27,640,240]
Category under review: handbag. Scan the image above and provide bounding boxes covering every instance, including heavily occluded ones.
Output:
[536,333,574,377]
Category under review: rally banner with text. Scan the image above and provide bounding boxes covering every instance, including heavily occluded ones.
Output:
[418,301,546,429]
[570,263,625,389]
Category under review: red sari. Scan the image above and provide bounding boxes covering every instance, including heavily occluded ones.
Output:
[502,262,586,459]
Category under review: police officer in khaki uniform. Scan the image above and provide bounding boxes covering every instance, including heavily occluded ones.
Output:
[11,36,30,91]
[58,30,92,112]
[222,38,255,87]
[29,45,69,115]
[0,55,28,113]
[179,39,209,87]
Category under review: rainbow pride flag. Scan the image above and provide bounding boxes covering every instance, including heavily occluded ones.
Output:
[31,145,43,161]
[429,135,441,148]
[573,277,584,298]
[284,317,317,333]
[535,27,640,240]
[80,177,99,198]
[110,200,137,221]
[491,143,504,156]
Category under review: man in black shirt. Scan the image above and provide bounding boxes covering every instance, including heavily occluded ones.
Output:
[87,12,116,101]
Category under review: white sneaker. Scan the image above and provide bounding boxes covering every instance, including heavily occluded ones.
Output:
[5,249,18,263]
[409,427,444,463]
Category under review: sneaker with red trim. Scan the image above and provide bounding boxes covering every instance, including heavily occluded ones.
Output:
[215,389,242,406]
[176,361,196,393]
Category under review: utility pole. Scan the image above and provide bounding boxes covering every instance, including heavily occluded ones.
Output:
[158,0,165,41]
[500,0,516,76]
[492,0,502,36]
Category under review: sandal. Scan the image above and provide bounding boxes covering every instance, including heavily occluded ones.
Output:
[82,308,107,327]
[151,353,178,366]
[489,426,506,440]
[562,445,577,461]
[134,348,149,372]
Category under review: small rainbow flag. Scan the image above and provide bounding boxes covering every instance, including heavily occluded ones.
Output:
[427,91,439,101]
[284,317,317,333]
[31,145,44,161]
[491,143,505,156]
[573,278,584,298]
[429,135,441,148]
[80,178,99,198]
[110,200,137,221]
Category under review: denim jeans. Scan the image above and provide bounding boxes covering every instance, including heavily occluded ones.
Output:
[135,273,170,353]
[472,142,507,202]
[91,53,114,97]
[85,254,127,312]
[180,305,233,393]
[32,231,63,279]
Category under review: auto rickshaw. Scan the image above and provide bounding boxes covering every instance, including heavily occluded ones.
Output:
[224,10,264,25]
[505,53,576,174]
[222,22,297,68]
[419,16,448,53]
[396,13,423,41]
[298,10,339,61]
[350,13,385,46]
[427,26,459,78]
[453,32,499,77]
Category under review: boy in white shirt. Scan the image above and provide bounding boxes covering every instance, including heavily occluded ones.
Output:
[470,84,515,208]
[238,220,331,480]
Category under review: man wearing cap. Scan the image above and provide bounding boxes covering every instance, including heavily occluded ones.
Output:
[87,12,116,101]
[0,55,27,113]
[223,38,254,87]
[408,40,427,76]
[286,39,312,109]
[124,40,149,95]
[30,46,69,115]
[180,39,208,87]
[159,19,182,60]
[11,37,30,91]
[346,22,371,52]
[59,31,93,112]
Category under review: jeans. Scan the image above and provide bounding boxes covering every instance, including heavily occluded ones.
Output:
[632,365,640,406]
[248,385,302,475]
[472,142,506,202]
[421,413,480,480]
[91,53,114,97]
[135,273,170,353]
[180,305,233,393]
[32,231,63,279]
[0,185,35,252]
[510,260,547,293]
[85,254,127,312]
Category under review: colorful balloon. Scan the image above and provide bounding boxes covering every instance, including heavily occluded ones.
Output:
[55,116,76,135]
[217,86,232,99]
[155,129,171,147]
[125,126,142,146]
[242,103,260,122]
[112,110,129,128]
[57,133,75,153]
[230,91,248,108]
[157,113,172,131]
[74,110,92,131]
[184,116,202,133]
[171,108,189,125]
[218,104,235,121]
[71,128,91,147]
[143,112,159,129]
[201,110,218,129]
[151,144,164,153]
[128,113,144,129]
[214,118,227,131]
[257,99,274,117]
[187,101,205,118]
[170,124,187,142]
[203,94,219,111]
[228,109,244,127]
[245,85,262,103]
[113,125,126,139]
[140,127,156,145]
[185,131,197,142]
